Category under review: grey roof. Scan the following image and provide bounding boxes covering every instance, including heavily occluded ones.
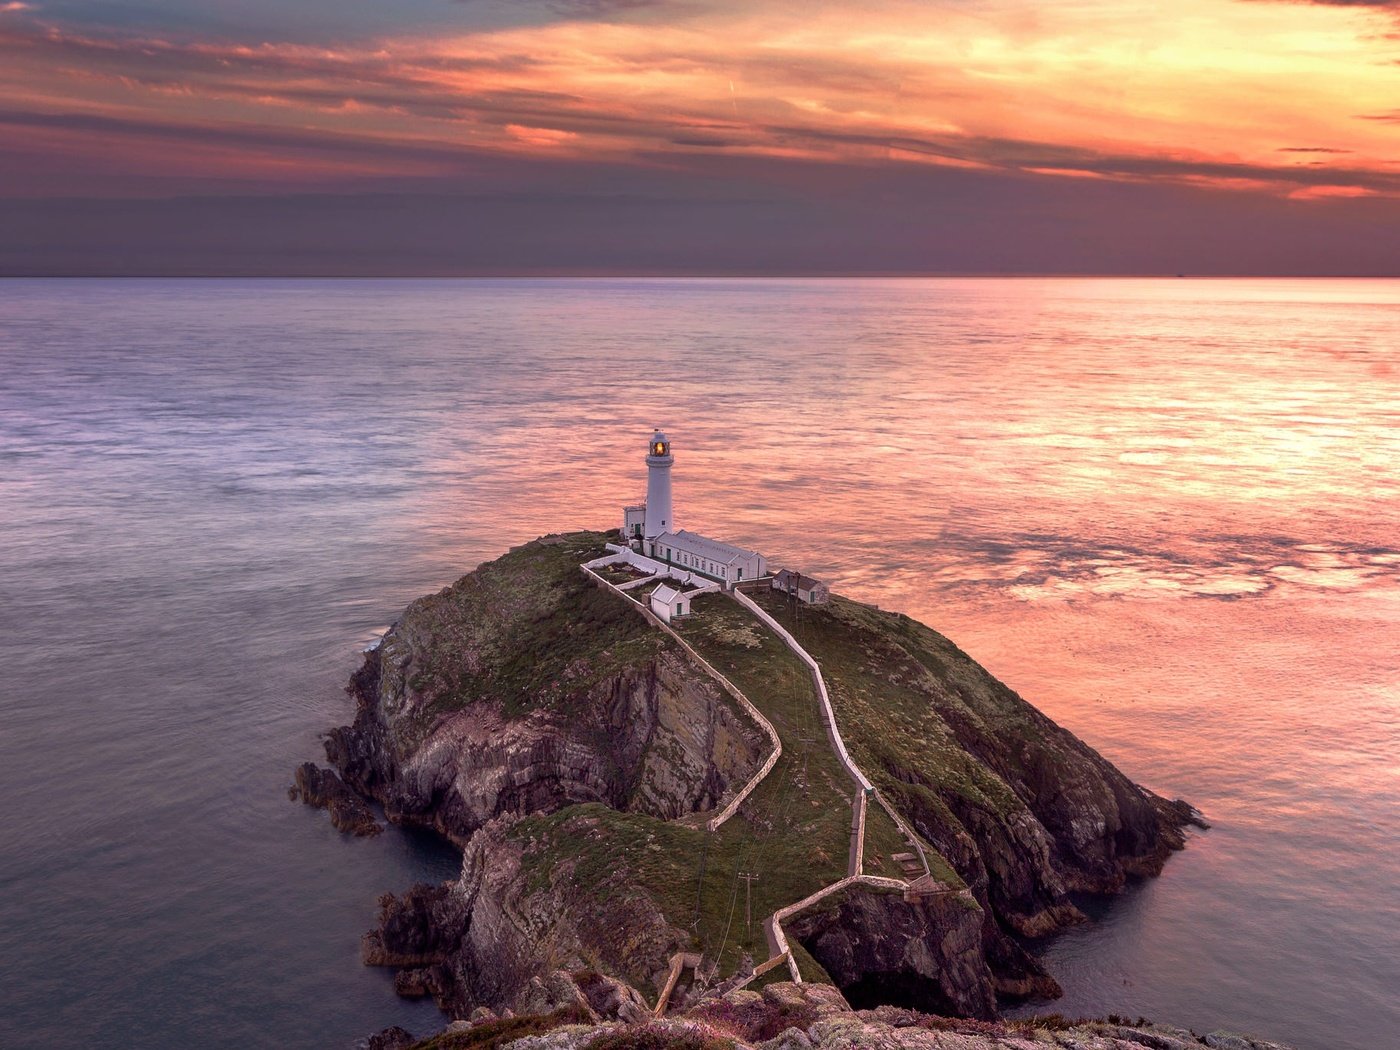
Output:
[775,569,826,587]
[651,584,682,605]
[657,529,762,565]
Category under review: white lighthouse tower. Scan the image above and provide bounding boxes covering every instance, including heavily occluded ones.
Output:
[617,428,767,587]
[644,429,674,543]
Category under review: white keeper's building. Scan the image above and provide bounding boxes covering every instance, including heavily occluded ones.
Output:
[621,430,767,588]
[649,583,688,623]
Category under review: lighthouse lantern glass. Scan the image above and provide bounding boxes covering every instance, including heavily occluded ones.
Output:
[652,440,667,456]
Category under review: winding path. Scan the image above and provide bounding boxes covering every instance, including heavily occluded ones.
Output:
[581,556,946,1003]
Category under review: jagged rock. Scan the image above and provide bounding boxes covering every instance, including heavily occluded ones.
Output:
[289,762,382,836]
[389,982,1297,1050]
[468,1006,498,1024]
[759,1028,815,1050]
[1093,1025,1202,1050]
[392,966,452,1001]
[364,1026,412,1050]
[1205,1033,1294,1050]
[787,887,997,1018]
[362,883,469,970]
[516,971,602,1021]
[500,1031,606,1050]
[616,1000,652,1025]
[574,969,652,1020]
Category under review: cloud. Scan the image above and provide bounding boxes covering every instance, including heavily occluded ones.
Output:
[1287,183,1378,198]
[505,122,578,146]
[1,0,1399,277]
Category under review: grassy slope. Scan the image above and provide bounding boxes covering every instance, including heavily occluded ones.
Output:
[746,589,1030,830]
[389,533,666,746]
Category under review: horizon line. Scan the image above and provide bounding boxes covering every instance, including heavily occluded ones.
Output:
[3,272,1398,281]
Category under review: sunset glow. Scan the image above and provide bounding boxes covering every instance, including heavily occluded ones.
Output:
[3,0,1399,273]
[3,0,1398,195]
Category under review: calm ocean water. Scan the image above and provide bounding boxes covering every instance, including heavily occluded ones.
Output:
[1,278,1396,1050]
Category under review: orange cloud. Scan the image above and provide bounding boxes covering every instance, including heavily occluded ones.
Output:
[1,0,1399,199]
[505,123,580,147]
[1288,183,1380,199]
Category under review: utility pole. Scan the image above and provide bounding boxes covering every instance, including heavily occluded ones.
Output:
[738,872,759,936]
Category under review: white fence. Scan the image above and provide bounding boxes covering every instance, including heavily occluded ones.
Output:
[729,589,931,880]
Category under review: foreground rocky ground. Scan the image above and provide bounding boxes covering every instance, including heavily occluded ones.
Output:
[366,982,1294,1050]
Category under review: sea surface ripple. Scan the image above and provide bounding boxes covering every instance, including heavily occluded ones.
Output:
[0,277,1396,1050]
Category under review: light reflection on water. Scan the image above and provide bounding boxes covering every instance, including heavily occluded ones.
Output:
[0,277,1396,1050]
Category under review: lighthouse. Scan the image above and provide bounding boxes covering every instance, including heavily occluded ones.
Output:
[644,429,674,542]
[617,428,767,587]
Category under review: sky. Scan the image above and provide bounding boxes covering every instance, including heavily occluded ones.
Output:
[2,0,1399,274]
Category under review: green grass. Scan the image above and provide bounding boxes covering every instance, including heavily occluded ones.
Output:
[383,533,676,746]
[748,589,1024,831]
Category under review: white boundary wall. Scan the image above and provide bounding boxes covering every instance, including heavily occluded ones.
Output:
[597,543,706,588]
[762,874,908,984]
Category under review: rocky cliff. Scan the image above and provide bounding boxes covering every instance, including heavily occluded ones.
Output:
[297,531,1203,1029]
[365,982,1293,1050]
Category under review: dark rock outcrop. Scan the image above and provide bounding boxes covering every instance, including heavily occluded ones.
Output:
[365,1026,413,1050]
[288,762,382,836]
[325,537,766,849]
[785,886,996,1018]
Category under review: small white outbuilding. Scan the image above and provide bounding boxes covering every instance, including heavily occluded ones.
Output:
[649,583,689,623]
[772,569,830,605]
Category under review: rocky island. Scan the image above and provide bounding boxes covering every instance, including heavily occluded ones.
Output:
[287,529,1269,1050]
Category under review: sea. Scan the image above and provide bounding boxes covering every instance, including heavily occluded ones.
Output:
[1,277,1396,1050]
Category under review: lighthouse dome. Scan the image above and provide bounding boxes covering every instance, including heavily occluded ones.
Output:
[648,431,671,458]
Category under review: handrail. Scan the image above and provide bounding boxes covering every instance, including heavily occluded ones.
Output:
[728,589,931,880]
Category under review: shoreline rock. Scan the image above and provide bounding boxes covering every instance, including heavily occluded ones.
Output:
[288,762,382,837]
